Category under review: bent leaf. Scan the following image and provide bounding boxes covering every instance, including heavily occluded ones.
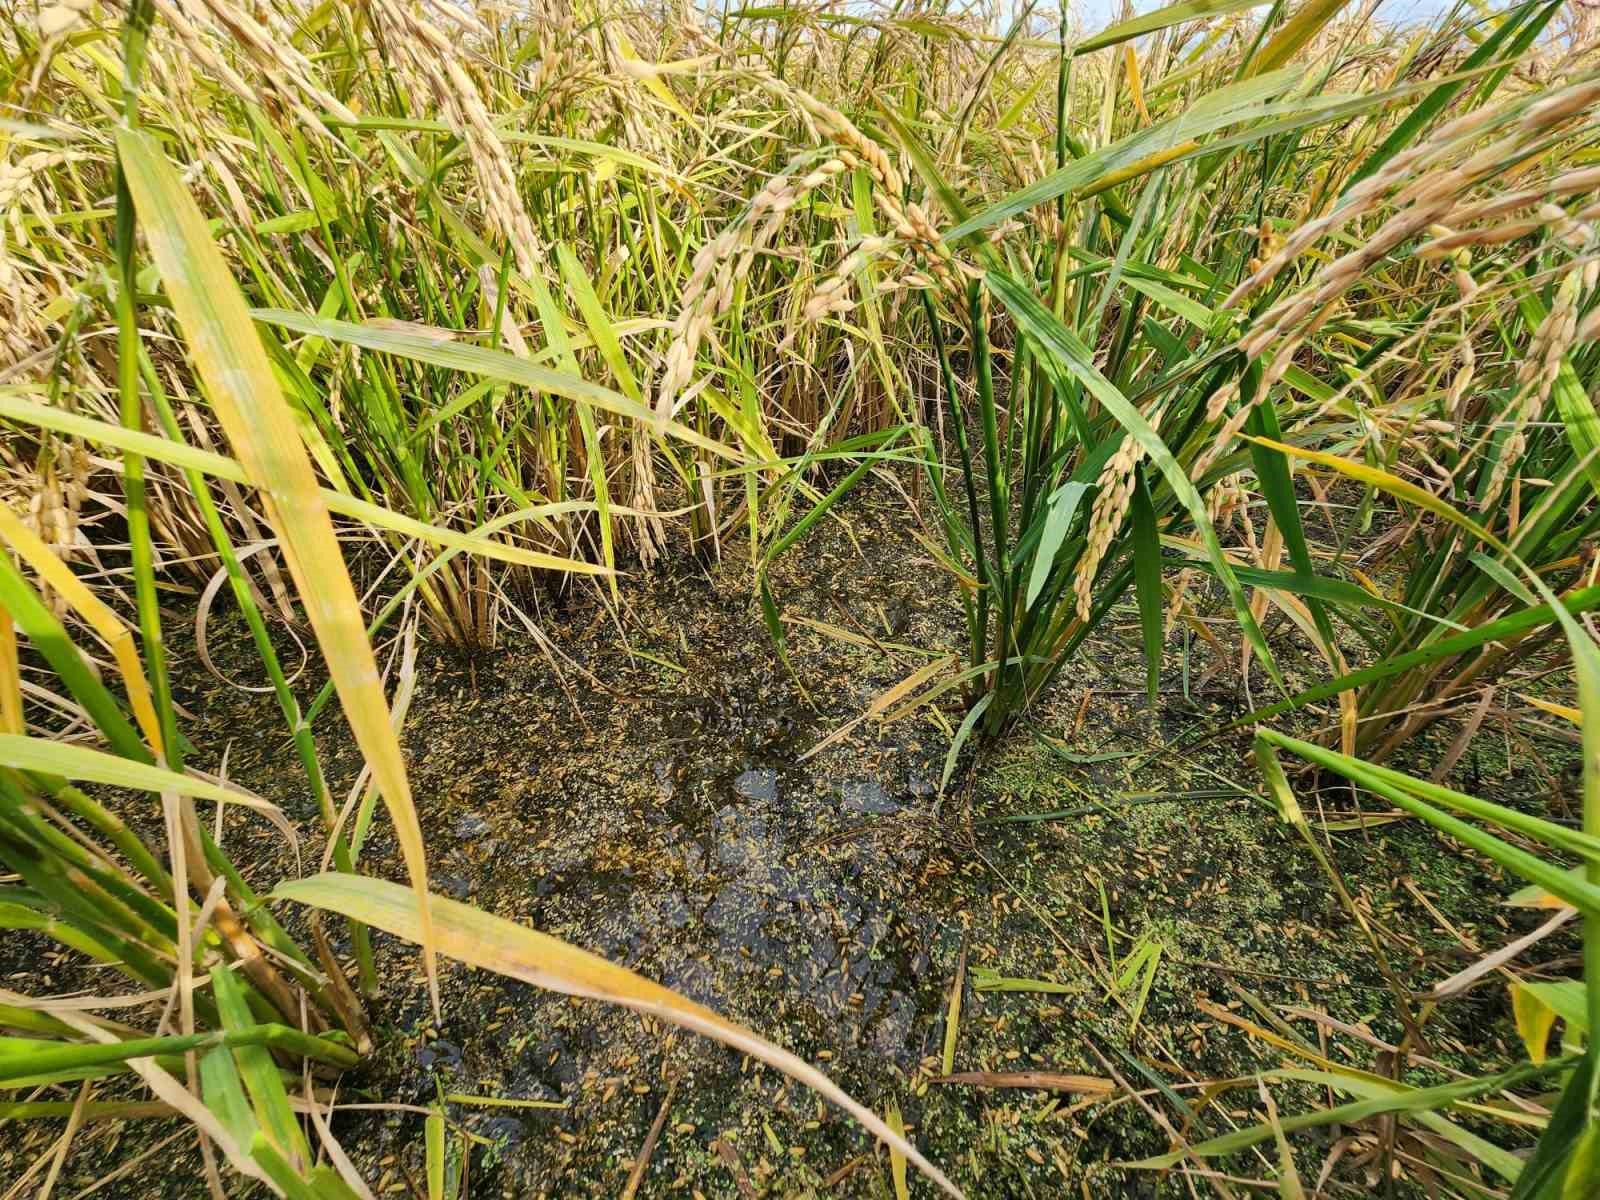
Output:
[1511,982,1560,1064]
[276,873,963,1198]
[1076,0,1268,55]
[116,128,440,1013]
[0,392,604,576]
[0,734,265,809]
[0,503,163,753]
[251,309,738,463]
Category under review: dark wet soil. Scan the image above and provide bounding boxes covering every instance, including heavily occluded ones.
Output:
[1,482,1580,1198]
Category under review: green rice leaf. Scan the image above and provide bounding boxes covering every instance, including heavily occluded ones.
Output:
[987,269,1280,687]
[948,68,1303,239]
[1127,1058,1564,1179]
[211,965,308,1168]
[1025,481,1089,611]
[1519,290,1600,502]
[0,733,253,806]
[250,309,737,462]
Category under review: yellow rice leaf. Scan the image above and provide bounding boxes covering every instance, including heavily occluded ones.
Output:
[610,27,691,119]
[872,654,959,720]
[1246,437,1504,553]
[116,128,440,1014]
[0,603,20,735]
[1507,870,1585,910]
[276,873,964,1199]
[1519,692,1581,726]
[0,502,163,754]
[1244,0,1352,78]
[1080,139,1199,198]
[1123,46,1151,124]
[1510,981,1557,1064]
[886,1100,910,1200]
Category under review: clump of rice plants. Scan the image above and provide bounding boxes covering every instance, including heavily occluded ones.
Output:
[749,0,1600,755]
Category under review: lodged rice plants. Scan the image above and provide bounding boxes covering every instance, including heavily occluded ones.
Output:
[2,0,1599,1194]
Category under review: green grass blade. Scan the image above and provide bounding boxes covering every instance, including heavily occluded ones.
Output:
[210,965,309,1168]
[1127,1057,1570,1175]
[1076,0,1269,54]
[251,309,737,462]
[1129,469,1164,707]
[1025,481,1089,612]
[199,1042,258,1151]
[0,1033,210,1084]
[1508,1052,1598,1199]
[1258,732,1600,912]
[1246,394,1335,648]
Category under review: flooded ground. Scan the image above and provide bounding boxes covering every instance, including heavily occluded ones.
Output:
[2,483,1573,1197]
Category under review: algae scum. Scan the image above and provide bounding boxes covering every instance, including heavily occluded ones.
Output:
[10,491,1560,1197]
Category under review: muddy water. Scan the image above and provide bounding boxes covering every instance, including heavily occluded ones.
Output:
[173,490,996,1196]
[5,486,1557,1198]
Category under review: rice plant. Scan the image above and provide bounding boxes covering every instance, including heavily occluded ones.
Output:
[1240,719,1596,1195]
